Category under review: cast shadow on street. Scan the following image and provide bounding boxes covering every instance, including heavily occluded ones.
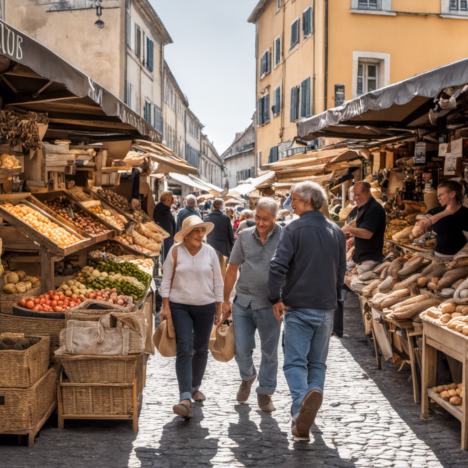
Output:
[340,293,468,468]
[228,405,357,468]
[135,403,218,468]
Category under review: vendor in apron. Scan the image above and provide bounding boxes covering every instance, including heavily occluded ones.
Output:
[412,180,468,260]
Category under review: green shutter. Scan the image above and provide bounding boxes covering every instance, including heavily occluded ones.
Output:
[290,87,296,122]
[305,77,311,117]
[147,38,154,72]
[258,98,263,124]
[264,94,270,123]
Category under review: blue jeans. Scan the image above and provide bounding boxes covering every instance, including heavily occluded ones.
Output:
[233,302,281,395]
[170,302,216,402]
[283,308,334,420]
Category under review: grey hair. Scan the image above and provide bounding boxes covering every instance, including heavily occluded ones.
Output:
[213,198,224,210]
[256,198,278,218]
[242,209,255,219]
[291,181,326,211]
[354,181,371,192]
[185,194,197,207]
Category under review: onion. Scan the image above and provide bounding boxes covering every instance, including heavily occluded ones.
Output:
[117,299,124,305]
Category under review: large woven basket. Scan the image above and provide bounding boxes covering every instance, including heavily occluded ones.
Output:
[0,313,65,361]
[0,336,50,388]
[58,353,142,384]
[61,382,135,415]
[0,285,41,315]
[0,364,59,431]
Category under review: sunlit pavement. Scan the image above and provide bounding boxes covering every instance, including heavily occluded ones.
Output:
[2,293,468,468]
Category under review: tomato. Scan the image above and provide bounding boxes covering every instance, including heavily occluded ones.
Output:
[46,300,51,306]
[54,306,63,313]
[19,299,27,307]
[52,295,60,301]
[69,302,76,308]
[33,305,41,311]
[26,300,35,310]
[71,294,78,301]
[33,297,40,305]
[58,293,65,300]
[57,301,64,306]
[39,298,47,304]
[48,290,54,295]
[51,300,57,307]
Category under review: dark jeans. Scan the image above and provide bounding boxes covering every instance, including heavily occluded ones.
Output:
[170,301,216,401]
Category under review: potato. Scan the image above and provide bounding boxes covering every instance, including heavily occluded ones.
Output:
[443,385,451,391]
[431,386,438,393]
[458,383,463,389]
[448,389,458,397]
[452,312,463,318]
[436,385,445,393]
[456,388,462,396]
[450,396,462,406]
[456,323,465,333]
[440,391,450,401]
[462,307,468,316]
[450,383,458,390]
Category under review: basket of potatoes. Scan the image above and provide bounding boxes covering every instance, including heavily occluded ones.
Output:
[1,270,41,314]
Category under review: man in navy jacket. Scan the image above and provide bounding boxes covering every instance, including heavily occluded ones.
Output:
[269,181,346,440]
[153,191,176,261]
[204,199,234,258]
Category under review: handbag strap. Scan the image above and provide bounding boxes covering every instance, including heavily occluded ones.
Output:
[170,245,179,290]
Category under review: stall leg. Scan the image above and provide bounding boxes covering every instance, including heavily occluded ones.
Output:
[371,323,382,370]
[39,247,55,293]
[462,355,468,450]
[408,332,421,404]
[27,431,34,448]
[57,385,64,430]
[132,380,138,433]
[421,334,437,420]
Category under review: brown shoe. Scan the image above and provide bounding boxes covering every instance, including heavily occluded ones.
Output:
[293,390,323,439]
[173,399,193,420]
[237,376,256,403]
[257,394,276,412]
[192,390,206,402]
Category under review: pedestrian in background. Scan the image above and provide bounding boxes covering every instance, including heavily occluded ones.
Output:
[236,210,255,234]
[159,216,224,420]
[269,181,346,439]
[204,199,235,258]
[222,198,282,412]
[176,194,202,232]
[153,191,176,261]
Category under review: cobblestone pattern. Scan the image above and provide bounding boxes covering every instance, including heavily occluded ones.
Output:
[2,293,468,467]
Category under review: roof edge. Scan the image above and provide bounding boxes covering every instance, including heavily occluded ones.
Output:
[135,0,173,45]
[248,0,272,23]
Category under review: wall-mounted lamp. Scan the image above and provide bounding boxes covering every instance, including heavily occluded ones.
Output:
[95,2,105,30]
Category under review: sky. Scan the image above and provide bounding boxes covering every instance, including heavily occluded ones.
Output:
[150,0,256,155]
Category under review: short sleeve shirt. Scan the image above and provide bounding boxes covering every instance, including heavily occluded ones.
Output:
[427,206,468,256]
[230,224,282,311]
[352,196,386,264]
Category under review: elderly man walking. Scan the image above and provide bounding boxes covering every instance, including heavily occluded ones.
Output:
[269,181,346,439]
[176,194,202,232]
[222,198,282,412]
[204,199,235,258]
[153,191,176,261]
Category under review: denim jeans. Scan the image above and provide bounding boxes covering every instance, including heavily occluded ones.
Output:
[170,302,216,402]
[233,302,281,395]
[283,308,334,420]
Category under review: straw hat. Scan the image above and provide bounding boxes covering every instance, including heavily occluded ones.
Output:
[153,318,177,357]
[209,321,235,363]
[174,215,214,243]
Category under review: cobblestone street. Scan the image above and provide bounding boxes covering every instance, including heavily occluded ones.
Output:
[2,293,468,468]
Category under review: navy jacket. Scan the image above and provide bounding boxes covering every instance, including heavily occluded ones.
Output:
[153,202,176,261]
[176,206,202,232]
[268,210,346,310]
[204,210,234,258]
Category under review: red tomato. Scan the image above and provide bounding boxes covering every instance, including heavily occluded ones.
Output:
[33,305,41,311]
[51,301,57,307]
[33,297,40,305]
[52,295,60,301]
[48,290,54,295]
[54,306,63,313]
[58,293,65,300]
[39,298,47,304]
[71,294,78,301]
[69,302,76,308]
[26,300,35,310]
[57,301,64,306]
[46,300,51,306]
[19,299,27,307]
[76,298,82,305]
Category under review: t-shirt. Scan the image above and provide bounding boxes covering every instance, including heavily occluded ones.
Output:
[427,206,468,256]
[352,196,386,264]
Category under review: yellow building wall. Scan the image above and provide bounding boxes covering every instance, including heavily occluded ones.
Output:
[255,0,468,169]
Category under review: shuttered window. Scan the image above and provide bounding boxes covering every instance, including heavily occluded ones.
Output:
[290,86,299,122]
[126,10,131,46]
[258,94,270,125]
[146,38,154,72]
[290,19,300,49]
[274,86,281,116]
[300,77,311,118]
[274,37,281,67]
[451,0,468,10]
[135,25,141,57]
[303,7,312,37]
[144,101,152,125]
[358,0,380,9]
[268,146,279,164]
[153,105,162,133]
[260,50,270,78]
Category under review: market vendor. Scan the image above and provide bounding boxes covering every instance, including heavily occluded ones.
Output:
[412,180,468,258]
[342,181,386,264]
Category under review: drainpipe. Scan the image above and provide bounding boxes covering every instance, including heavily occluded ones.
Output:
[324,0,329,111]
[254,22,259,176]
[312,0,316,115]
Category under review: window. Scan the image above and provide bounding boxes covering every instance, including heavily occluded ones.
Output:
[125,8,131,46]
[303,7,313,37]
[274,37,281,68]
[260,50,270,78]
[135,25,141,57]
[290,19,300,49]
[273,85,281,116]
[186,144,200,168]
[124,81,133,109]
[300,77,311,118]
[268,146,279,164]
[258,94,270,125]
[358,0,381,9]
[450,0,468,10]
[357,62,378,96]
[290,86,299,122]
[277,0,281,11]
[144,101,152,125]
[258,151,262,169]
[146,38,154,72]
[153,105,162,133]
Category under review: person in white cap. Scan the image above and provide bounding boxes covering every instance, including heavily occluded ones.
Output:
[159,216,224,420]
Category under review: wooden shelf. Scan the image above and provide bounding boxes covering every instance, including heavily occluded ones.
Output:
[0,166,23,179]
[428,389,463,421]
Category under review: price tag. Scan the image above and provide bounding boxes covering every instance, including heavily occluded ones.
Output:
[439,143,448,157]
[444,153,457,175]
[451,139,463,158]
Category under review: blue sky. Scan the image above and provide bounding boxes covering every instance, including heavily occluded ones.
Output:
[150,0,256,155]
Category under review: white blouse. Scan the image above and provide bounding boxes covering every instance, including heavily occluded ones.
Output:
[159,242,224,306]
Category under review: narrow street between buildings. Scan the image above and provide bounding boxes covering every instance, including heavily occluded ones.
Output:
[2,294,468,468]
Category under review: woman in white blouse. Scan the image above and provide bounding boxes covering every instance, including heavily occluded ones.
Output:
[160,215,224,420]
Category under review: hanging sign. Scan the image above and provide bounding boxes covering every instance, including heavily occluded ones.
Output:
[439,143,448,157]
[451,139,463,158]
[444,153,457,176]
[414,142,426,164]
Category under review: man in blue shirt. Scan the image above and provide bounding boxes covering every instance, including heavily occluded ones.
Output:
[176,194,202,232]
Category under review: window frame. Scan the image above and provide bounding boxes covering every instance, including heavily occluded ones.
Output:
[290,18,300,50]
[274,36,281,68]
[358,0,381,10]
[135,24,141,58]
[303,6,313,38]
[290,85,299,122]
[277,0,281,11]
[357,61,379,97]
[260,49,271,79]
[273,84,281,117]
[258,93,271,126]
[258,151,262,169]
[300,77,311,118]
[352,52,390,99]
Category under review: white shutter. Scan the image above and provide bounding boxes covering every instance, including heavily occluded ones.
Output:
[381,0,392,10]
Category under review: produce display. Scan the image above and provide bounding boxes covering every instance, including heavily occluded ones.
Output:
[44,197,111,236]
[97,188,151,223]
[82,200,126,230]
[0,335,42,351]
[56,278,93,297]
[114,233,154,255]
[68,185,92,201]
[431,383,464,407]
[17,290,85,313]
[84,289,133,306]
[3,270,40,294]
[385,219,410,239]
[2,203,80,247]
[90,242,125,257]
[0,153,20,169]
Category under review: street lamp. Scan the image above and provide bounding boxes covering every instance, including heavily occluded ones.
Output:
[94,2,105,30]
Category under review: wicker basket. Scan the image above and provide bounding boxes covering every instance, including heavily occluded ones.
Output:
[61,381,135,415]
[0,313,65,361]
[0,285,41,315]
[0,364,59,431]
[0,336,50,388]
[58,353,142,384]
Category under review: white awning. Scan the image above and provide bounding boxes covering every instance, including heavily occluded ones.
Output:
[168,172,209,192]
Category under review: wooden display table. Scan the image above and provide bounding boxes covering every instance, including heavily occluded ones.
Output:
[421,321,468,450]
